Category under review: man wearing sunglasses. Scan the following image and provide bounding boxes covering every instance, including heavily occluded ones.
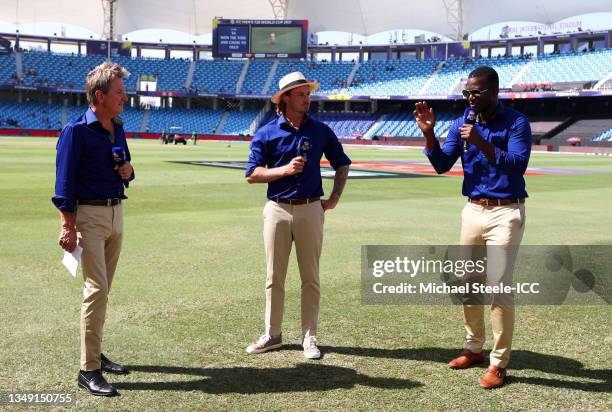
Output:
[413,66,531,389]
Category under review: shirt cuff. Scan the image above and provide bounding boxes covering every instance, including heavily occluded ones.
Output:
[330,159,352,170]
[52,196,76,213]
[423,144,440,158]
[245,164,261,177]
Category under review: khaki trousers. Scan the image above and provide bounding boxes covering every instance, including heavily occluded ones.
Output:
[459,201,525,368]
[76,204,123,371]
[263,200,324,339]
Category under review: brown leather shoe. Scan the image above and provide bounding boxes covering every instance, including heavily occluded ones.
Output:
[448,349,485,369]
[479,365,507,389]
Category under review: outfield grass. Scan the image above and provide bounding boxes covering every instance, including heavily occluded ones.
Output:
[0,137,611,411]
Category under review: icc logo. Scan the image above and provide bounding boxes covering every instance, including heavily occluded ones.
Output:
[300,139,310,152]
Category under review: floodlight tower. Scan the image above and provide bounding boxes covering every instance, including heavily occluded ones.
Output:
[268,0,288,20]
[443,0,464,41]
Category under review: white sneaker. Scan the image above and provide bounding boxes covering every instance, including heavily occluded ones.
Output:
[246,334,282,354]
[303,336,321,359]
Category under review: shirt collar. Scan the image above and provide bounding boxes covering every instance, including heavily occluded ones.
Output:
[478,103,505,124]
[84,107,100,125]
[277,113,311,130]
[85,107,122,127]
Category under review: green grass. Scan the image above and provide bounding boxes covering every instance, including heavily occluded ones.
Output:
[0,137,611,411]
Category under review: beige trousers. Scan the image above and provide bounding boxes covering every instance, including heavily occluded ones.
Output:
[76,204,123,371]
[459,201,525,368]
[263,200,325,339]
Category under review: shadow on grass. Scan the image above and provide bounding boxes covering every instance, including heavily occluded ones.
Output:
[322,346,611,392]
[114,363,423,394]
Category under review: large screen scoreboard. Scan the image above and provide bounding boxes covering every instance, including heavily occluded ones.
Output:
[212,19,308,59]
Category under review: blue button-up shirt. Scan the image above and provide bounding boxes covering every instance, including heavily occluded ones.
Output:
[246,114,352,199]
[424,104,531,199]
[52,108,134,212]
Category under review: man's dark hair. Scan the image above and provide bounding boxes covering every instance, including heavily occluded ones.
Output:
[468,66,499,90]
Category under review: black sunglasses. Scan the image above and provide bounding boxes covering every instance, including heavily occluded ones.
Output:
[462,88,489,98]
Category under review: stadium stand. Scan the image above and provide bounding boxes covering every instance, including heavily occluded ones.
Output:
[146,107,224,134]
[592,127,612,142]
[3,48,611,97]
[21,51,104,89]
[547,119,612,144]
[425,56,528,94]
[241,60,274,95]
[272,60,355,95]
[113,55,190,92]
[367,111,457,138]
[222,109,260,135]
[191,60,245,93]
[310,111,378,139]
[518,49,612,85]
[347,59,439,96]
[0,54,16,84]
[0,101,61,129]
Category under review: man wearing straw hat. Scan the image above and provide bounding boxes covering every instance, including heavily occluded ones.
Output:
[245,71,351,359]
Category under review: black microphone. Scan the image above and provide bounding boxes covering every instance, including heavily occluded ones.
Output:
[463,107,477,152]
[298,136,311,162]
[112,146,129,188]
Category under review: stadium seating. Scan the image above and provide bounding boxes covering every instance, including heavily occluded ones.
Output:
[222,109,260,135]
[64,104,145,132]
[368,111,457,138]
[518,49,612,85]
[146,107,224,134]
[0,100,61,129]
[348,59,439,96]
[547,119,612,144]
[272,60,355,95]
[112,55,190,92]
[21,51,104,89]
[0,54,16,85]
[241,60,274,94]
[425,56,527,94]
[592,127,612,142]
[6,48,612,97]
[310,111,377,139]
[191,60,245,93]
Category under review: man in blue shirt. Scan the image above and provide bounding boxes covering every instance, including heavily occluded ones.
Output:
[52,62,134,397]
[245,72,351,360]
[414,66,531,389]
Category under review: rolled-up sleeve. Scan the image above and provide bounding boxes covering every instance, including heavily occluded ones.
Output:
[423,119,462,174]
[124,136,136,182]
[324,127,351,170]
[52,125,81,212]
[494,115,531,175]
[245,129,267,177]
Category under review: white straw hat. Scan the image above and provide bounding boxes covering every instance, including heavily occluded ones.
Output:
[271,71,320,104]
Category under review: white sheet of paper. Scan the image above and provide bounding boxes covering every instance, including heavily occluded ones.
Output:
[62,245,83,278]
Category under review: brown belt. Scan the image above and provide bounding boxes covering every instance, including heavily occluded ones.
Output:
[469,198,525,207]
[271,197,320,205]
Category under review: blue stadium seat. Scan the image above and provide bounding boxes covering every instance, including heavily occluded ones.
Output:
[222,109,260,135]
[348,59,439,96]
[146,107,224,134]
[310,111,377,139]
[272,61,355,95]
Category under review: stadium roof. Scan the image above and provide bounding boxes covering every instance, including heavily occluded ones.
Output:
[2,0,611,39]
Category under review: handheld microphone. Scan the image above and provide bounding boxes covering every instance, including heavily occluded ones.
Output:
[297,136,311,162]
[112,146,129,188]
[463,107,477,152]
